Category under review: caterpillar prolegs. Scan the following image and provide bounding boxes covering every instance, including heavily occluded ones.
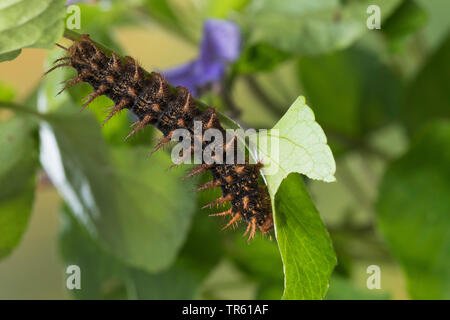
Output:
[48,34,273,241]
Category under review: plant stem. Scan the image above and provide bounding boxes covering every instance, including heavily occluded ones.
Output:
[0,101,43,120]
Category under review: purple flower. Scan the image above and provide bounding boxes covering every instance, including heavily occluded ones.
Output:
[163,19,241,96]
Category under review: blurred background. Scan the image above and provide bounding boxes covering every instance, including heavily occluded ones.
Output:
[0,0,449,300]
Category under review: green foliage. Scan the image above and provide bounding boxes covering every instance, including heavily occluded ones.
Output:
[0,108,39,259]
[0,0,66,57]
[203,0,250,18]
[0,49,21,62]
[326,275,389,300]
[415,0,450,50]
[234,43,291,75]
[298,46,403,138]
[59,204,127,299]
[259,96,336,190]
[0,0,449,301]
[382,0,428,52]
[275,173,336,299]
[39,108,196,272]
[240,0,402,55]
[60,192,223,299]
[377,120,450,299]
[402,35,450,133]
[253,97,337,299]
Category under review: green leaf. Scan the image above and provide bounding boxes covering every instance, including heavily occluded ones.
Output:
[127,184,225,299]
[377,120,450,299]
[0,49,21,62]
[258,96,336,194]
[382,0,428,52]
[126,265,199,299]
[226,233,284,299]
[255,97,336,299]
[39,107,196,272]
[298,47,403,139]
[141,0,190,39]
[0,81,15,101]
[60,195,223,299]
[203,0,250,18]
[402,35,450,133]
[72,2,134,53]
[0,110,39,259]
[415,0,450,50]
[274,173,336,299]
[59,204,127,299]
[256,281,284,299]
[241,0,402,55]
[226,234,283,283]
[0,0,66,56]
[326,275,389,300]
[234,43,291,74]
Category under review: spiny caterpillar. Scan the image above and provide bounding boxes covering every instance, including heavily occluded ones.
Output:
[47,34,273,241]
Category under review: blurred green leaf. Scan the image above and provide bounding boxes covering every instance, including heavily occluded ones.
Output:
[126,265,199,299]
[0,81,15,101]
[61,191,223,299]
[234,43,291,74]
[0,49,21,62]
[274,173,336,299]
[0,0,66,57]
[226,234,283,299]
[415,0,450,50]
[377,120,450,299]
[141,0,190,38]
[39,107,196,273]
[402,35,450,132]
[241,0,402,55]
[326,275,389,300]
[59,204,127,299]
[124,199,224,299]
[202,0,250,18]
[0,109,39,259]
[382,0,428,52]
[255,281,284,299]
[226,235,282,283]
[298,47,403,139]
[74,3,133,53]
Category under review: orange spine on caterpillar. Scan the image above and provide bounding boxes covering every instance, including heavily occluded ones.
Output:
[47,34,273,241]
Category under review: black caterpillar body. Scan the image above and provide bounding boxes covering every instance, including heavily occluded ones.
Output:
[48,34,273,241]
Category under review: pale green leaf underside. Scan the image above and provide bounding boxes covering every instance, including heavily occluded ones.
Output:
[258,96,336,196]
